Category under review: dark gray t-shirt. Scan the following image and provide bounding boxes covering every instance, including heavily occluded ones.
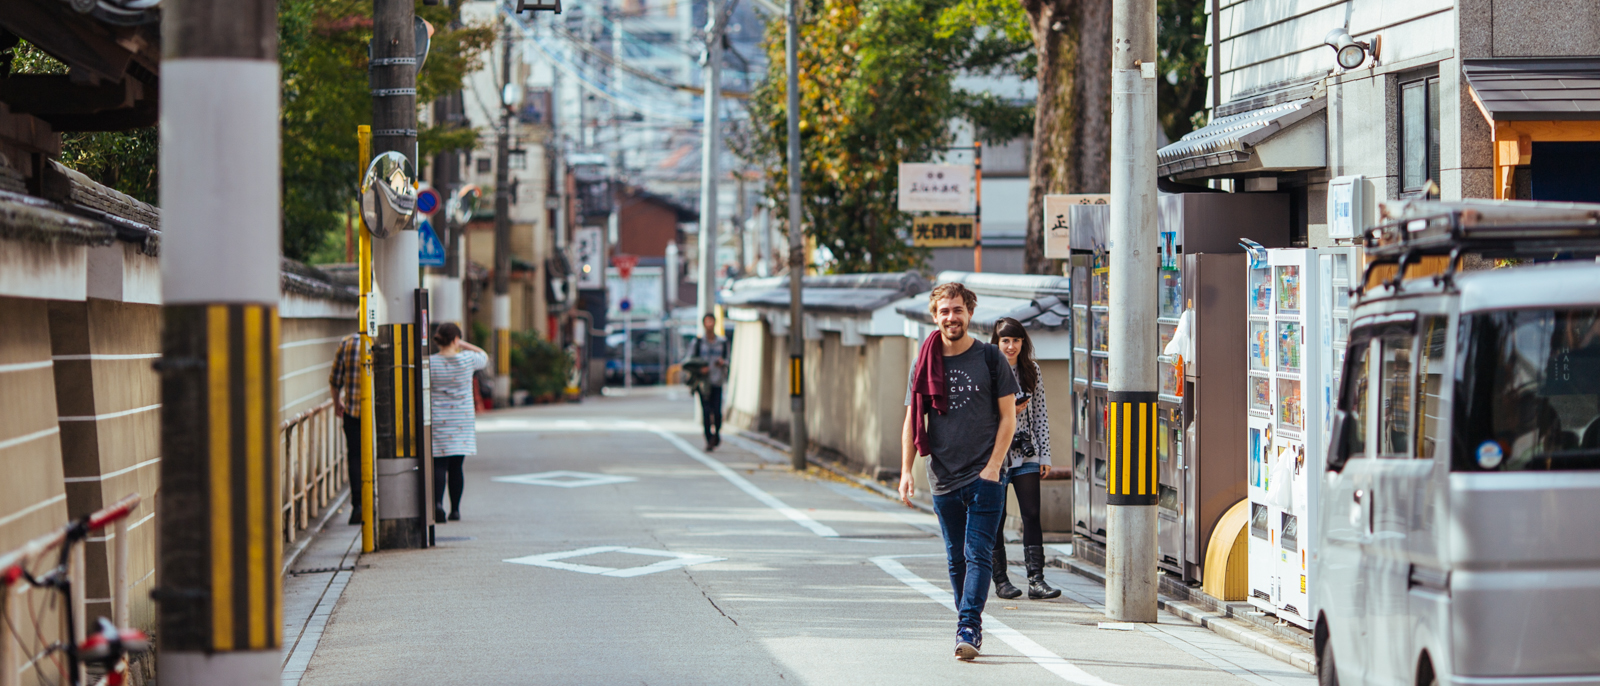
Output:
[905,340,1020,495]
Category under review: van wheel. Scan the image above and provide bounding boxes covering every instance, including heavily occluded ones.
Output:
[1318,638,1340,686]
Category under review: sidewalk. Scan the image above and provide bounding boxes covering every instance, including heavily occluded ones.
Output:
[736,430,1317,675]
[281,498,363,686]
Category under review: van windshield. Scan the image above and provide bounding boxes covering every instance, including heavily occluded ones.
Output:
[1457,309,1600,471]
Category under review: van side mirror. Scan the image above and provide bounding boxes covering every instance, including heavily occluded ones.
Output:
[1326,409,1350,472]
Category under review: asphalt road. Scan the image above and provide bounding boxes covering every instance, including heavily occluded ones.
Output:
[287,388,1314,686]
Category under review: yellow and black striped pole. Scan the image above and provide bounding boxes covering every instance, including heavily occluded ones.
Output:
[1105,392,1159,505]
[156,0,283,677]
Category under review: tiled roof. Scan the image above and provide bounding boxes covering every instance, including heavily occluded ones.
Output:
[1464,58,1600,121]
[1156,97,1326,177]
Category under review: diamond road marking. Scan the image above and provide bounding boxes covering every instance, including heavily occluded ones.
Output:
[490,470,637,488]
[503,546,725,577]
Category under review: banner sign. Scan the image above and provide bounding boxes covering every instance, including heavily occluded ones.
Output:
[574,226,605,289]
[1042,193,1110,258]
[898,163,975,213]
[912,216,976,247]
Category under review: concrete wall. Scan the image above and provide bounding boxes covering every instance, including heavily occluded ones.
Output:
[0,297,73,555]
[725,319,772,433]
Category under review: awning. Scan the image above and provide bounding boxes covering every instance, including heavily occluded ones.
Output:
[1464,58,1600,121]
[1157,97,1327,178]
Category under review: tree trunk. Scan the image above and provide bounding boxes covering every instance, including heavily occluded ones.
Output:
[1022,0,1079,275]
[1074,0,1112,195]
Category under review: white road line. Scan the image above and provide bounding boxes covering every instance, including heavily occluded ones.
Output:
[652,429,840,538]
[871,555,1120,686]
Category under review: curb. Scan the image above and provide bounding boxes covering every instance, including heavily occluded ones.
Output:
[1047,552,1316,673]
[738,429,1316,675]
[282,487,351,576]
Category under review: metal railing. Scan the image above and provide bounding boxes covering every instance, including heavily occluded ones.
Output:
[281,400,347,543]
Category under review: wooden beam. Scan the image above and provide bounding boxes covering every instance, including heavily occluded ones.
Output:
[0,75,140,115]
[0,0,136,84]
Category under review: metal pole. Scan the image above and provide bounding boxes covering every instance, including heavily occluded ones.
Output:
[973,141,983,273]
[493,16,515,408]
[1105,0,1160,623]
[157,0,283,678]
[358,128,376,554]
[372,0,425,550]
[784,0,807,471]
[697,0,723,322]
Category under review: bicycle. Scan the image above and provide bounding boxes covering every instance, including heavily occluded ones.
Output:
[0,494,149,686]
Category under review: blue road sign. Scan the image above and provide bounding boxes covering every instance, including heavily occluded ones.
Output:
[417,188,441,215]
[619,298,632,312]
[418,219,446,267]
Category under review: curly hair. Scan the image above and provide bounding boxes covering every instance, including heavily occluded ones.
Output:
[927,282,977,317]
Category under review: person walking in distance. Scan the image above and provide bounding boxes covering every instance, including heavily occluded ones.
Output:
[988,317,1062,601]
[430,323,488,522]
[686,313,729,450]
[329,333,366,525]
[901,283,1019,661]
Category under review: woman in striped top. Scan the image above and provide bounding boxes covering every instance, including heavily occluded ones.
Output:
[430,323,488,522]
[988,317,1061,600]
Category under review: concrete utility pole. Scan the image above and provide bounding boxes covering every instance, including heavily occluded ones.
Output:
[157,0,283,681]
[371,0,427,549]
[784,0,807,471]
[1105,0,1160,622]
[434,98,464,329]
[493,16,515,409]
[697,0,723,322]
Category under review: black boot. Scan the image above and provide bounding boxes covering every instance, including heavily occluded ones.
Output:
[1024,545,1061,599]
[992,542,1022,600]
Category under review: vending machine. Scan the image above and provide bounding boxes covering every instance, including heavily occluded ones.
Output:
[1245,246,1359,628]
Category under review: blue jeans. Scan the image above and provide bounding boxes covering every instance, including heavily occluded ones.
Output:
[931,476,1007,631]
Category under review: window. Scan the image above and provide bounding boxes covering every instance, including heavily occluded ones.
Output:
[1400,76,1441,193]
[1379,333,1416,457]
[1331,339,1371,469]
[476,157,492,174]
[1417,317,1448,458]
[1455,309,1600,471]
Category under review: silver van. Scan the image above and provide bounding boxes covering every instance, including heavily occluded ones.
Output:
[1314,200,1600,686]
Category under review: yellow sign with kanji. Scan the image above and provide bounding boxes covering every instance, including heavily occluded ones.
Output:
[912,216,976,247]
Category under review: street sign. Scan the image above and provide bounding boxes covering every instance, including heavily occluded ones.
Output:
[612,254,640,279]
[897,163,975,213]
[418,218,446,267]
[574,227,604,289]
[416,187,441,216]
[619,298,632,312]
[911,216,976,247]
[1042,194,1110,259]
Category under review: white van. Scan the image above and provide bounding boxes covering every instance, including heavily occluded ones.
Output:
[1314,200,1600,686]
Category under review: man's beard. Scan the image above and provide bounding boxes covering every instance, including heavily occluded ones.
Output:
[941,320,967,341]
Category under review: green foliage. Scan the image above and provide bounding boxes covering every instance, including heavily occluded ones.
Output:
[737,0,1030,274]
[1157,0,1210,142]
[508,330,573,400]
[4,41,159,204]
[279,0,494,262]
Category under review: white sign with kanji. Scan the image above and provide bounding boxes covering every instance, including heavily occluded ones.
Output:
[897,163,975,213]
[1042,194,1110,259]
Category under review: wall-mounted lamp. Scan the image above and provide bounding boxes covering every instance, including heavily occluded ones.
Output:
[1324,28,1370,70]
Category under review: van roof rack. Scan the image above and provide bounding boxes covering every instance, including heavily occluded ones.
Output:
[1360,199,1600,294]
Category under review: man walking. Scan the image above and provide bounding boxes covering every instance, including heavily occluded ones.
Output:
[329,332,365,525]
[686,313,729,450]
[900,282,1018,660]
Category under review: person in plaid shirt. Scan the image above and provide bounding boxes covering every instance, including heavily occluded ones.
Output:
[329,332,364,525]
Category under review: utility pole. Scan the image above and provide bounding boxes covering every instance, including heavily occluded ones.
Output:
[784,0,807,471]
[157,0,283,681]
[434,97,464,329]
[371,0,427,549]
[697,0,723,322]
[1105,0,1160,622]
[493,16,515,408]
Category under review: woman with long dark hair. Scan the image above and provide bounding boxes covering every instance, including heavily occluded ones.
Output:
[988,317,1061,600]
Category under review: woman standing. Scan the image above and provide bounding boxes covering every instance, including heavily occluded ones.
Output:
[430,323,488,522]
[989,317,1061,600]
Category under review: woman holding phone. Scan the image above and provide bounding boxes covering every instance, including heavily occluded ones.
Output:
[988,317,1061,600]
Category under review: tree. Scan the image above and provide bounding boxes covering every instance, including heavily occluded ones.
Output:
[1156,0,1209,142]
[737,0,1031,274]
[279,0,492,262]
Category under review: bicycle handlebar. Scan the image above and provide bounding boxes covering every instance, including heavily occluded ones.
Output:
[0,492,142,585]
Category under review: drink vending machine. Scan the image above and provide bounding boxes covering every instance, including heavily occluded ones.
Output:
[1245,246,1359,628]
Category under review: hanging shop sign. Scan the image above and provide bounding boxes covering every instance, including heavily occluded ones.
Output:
[574,226,605,290]
[912,215,976,248]
[1042,193,1110,259]
[897,163,975,213]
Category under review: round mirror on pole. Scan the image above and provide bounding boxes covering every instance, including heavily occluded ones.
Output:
[361,151,418,238]
[452,185,482,226]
